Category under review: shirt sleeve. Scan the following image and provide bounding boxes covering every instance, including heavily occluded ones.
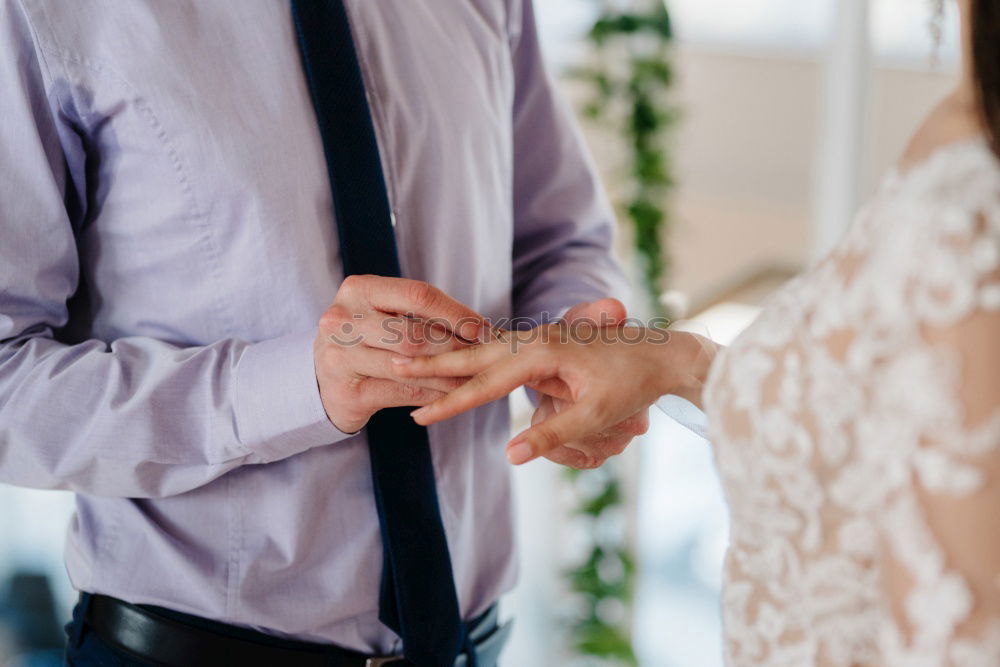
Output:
[655,395,710,441]
[0,0,349,500]
[506,0,631,325]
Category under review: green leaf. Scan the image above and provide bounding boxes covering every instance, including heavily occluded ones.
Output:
[577,480,622,516]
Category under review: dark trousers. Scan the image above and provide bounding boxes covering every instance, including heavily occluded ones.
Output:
[64,595,141,667]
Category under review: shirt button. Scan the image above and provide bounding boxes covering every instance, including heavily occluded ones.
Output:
[390,211,398,228]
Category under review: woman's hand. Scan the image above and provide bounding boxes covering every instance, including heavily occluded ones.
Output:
[393,324,718,465]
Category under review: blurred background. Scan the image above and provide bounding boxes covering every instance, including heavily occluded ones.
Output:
[0,1,962,666]
[510,0,961,665]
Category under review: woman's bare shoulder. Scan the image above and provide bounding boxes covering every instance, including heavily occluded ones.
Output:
[898,91,985,175]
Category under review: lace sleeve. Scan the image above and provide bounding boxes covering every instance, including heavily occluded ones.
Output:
[876,215,1000,665]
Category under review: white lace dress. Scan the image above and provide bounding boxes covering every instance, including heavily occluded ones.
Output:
[703,138,1000,666]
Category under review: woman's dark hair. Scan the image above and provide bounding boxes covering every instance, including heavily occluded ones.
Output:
[972,0,1000,156]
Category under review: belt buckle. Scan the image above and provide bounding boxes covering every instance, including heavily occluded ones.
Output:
[365,656,406,667]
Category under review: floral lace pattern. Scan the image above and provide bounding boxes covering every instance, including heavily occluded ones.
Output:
[704,139,1000,666]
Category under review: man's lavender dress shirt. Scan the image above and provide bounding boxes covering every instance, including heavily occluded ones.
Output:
[0,0,626,653]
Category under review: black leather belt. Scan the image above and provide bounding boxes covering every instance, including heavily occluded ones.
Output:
[82,593,511,667]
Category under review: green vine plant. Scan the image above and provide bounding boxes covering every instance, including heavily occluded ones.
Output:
[563,466,639,665]
[577,0,677,318]
[561,2,677,665]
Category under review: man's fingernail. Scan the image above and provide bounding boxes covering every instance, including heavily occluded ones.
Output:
[471,322,491,344]
[506,441,534,465]
[391,356,413,365]
[473,322,490,338]
[410,407,428,421]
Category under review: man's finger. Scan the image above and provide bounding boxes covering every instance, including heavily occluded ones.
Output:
[532,397,602,468]
[361,378,448,411]
[567,433,632,459]
[572,412,649,444]
[349,347,467,393]
[616,410,651,437]
[541,445,602,469]
[505,402,604,465]
[349,276,488,341]
[409,356,535,425]
[526,378,573,402]
[362,312,473,356]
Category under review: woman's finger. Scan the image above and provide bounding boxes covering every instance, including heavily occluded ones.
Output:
[391,340,511,378]
[409,354,538,425]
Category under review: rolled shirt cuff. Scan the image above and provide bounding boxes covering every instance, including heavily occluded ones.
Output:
[235,329,356,463]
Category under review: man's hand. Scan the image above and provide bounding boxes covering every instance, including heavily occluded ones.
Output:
[527,298,650,469]
[314,275,487,433]
[529,394,649,469]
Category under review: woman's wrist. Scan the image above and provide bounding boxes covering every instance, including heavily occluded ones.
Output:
[659,331,721,410]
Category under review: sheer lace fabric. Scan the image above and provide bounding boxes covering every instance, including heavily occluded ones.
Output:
[704,139,1000,666]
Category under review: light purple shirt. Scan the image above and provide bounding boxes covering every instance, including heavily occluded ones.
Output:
[0,0,626,652]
